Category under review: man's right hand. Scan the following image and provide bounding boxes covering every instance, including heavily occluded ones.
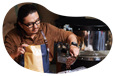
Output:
[10,44,29,59]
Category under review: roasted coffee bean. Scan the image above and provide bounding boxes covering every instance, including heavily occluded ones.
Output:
[66,57,76,70]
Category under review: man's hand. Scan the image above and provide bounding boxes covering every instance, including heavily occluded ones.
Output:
[10,44,29,59]
[15,44,29,57]
[67,34,80,57]
[69,45,79,57]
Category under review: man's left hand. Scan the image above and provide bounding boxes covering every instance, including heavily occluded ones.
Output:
[69,45,80,57]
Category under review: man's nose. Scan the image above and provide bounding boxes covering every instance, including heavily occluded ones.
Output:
[33,23,38,28]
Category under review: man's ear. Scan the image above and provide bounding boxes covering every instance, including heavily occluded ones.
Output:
[18,22,23,29]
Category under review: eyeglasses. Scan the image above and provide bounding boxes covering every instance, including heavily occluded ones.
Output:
[22,18,40,28]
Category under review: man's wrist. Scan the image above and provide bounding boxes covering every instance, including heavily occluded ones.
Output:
[69,42,80,49]
[70,42,78,47]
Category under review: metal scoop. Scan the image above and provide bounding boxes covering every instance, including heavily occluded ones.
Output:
[68,56,77,65]
[71,56,77,65]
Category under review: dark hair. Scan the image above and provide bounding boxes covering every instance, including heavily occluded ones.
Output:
[16,4,38,29]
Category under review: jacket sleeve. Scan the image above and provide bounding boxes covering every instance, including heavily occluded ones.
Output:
[47,23,75,43]
[4,33,17,55]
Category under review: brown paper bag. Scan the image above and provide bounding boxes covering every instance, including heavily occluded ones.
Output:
[24,45,44,72]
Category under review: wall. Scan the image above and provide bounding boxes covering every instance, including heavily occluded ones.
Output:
[3,3,30,25]
[37,4,59,25]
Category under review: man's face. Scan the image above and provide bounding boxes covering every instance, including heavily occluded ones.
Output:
[19,11,40,36]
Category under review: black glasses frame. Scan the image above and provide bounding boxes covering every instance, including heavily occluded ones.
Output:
[22,18,40,28]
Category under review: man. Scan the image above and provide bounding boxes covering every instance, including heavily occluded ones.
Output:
[4,4,79,72]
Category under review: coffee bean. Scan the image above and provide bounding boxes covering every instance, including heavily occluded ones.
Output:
[66,57,76,70]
